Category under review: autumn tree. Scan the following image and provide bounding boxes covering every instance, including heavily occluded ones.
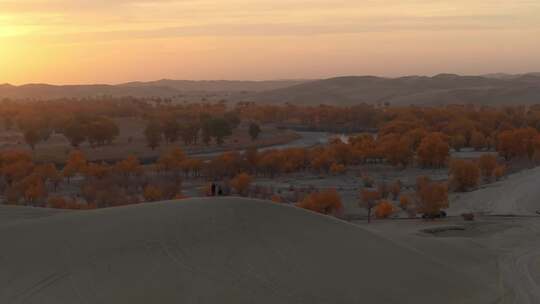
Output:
[86,117,119,147]
[21,174,47,205]
[449,159,480,192]
[0,150,34,185]
[34,163,61,191]
[162,118,180,143]
[470,131,486,151]
[497,128,537,160]
[359,189,381,223]
[478,154,498,181]
[143,185,164,202]
[23,129,41,150]
[158,147,186,177]
[417,132,450,168]
[257,150,282,177]
[179,122,200,145]
[271,194,283,203]
[144,120,162,150]
[493,165,506,181]
[208,117,233,145]
[47,196,67,209]
[83,162,111,180]
[378,134,414,167]
[63,150,87,182]
[180,158,203,177]
[416,177,448,218]
[61,118,87,148]
[244,147,259,172]
[375,200,394,219]
[450,135,466,152]
[497,130,515,161]
[311,148,333,173]
[115,155,142,178]
[18,114,52,150]
[330,163,346,175]
[297,189,343,216]
[399,194,411,210]
[230,172,253,196]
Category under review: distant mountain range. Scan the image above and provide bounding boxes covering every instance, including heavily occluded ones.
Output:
[1,73,540,106]
[248,73,540,106]
[0,80,309,101]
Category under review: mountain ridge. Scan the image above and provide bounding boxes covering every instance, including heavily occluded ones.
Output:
[1,73,539,105]
[248,73,540,106]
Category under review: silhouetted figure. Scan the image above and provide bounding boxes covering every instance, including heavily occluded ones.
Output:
[211,183,216,196]
[218,186,223,196]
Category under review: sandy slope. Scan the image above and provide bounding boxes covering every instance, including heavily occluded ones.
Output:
[357,216,540,304]
[0,205,69,226]
[0,198,495,304]
[450,167,540,216]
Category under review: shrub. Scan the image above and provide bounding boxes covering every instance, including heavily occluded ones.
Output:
[478,154,498,181]
[143,185,163,202]
[399,194,411,210]
[493,165,506,181]
[416,177,448,218]
[230,173,253,196]
[271,195,283,203]
[359,189,382,223]
[375,200,394,219]
[47,196,67,209]
[449,159,480,192]
[298,189,343,216]
[330,163,346,175]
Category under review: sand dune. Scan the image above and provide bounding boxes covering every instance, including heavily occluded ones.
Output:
[0,198,495,303]
[450,166,540,216]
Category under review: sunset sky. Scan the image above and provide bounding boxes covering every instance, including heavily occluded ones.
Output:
[1,0,539,85]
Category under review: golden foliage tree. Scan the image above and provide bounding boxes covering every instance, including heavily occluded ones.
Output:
[450,135,466,152]
[116,155,142,177]
[416,177,448,218]
[298,189,343,216]
[330,163,346,175]
[449,159,480,192]
[230,172,253,196]
[417,132,449,168]
[359,189,381,223]
[470,131,486,151]
[493,165,506,181]
[478,154,498,181]
[63,150,87,182]
[375,200,394,219]
[399,194,411,210]
[143,185,163,202]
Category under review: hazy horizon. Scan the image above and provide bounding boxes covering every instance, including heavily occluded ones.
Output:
[1,0,539,85]
[2,72,540,87]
